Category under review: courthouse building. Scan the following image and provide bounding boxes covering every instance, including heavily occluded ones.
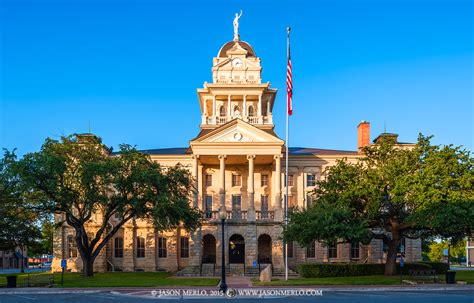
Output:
[52,24,421,275]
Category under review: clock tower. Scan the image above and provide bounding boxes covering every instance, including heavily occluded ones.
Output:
[196,27,277,130]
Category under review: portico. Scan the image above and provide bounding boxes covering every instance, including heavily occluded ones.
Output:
[190,119,285,223]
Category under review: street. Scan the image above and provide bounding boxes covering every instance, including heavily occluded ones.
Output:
[0,290,473,303]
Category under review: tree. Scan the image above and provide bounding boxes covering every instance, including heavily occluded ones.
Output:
[17,134,201,277]
[0,150,42,272]
[284,135,474,275]
[427,239,466,263]
[28,218,55,256]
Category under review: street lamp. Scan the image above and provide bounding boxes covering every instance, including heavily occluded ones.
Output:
[218,208,228,293]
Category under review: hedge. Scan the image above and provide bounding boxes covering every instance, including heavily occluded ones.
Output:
[299,262,449,278]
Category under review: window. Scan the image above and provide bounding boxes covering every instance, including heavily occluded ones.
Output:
[180,237,190,258]
[306,174,316,187]
[382,242,389,253]
[136,237,145,258]
[234,105,240,113]
[232,174,242,187]
[261,195,269,218]
[400,237,406,253]
[261,174,268,186]
[205,195,213,219]
[68,236,77,258]
[328,243,338,259]
[287,241,294,258]
[158,237,167,258]
[306,194,314,208]
[286,174,294,187]
[232,195,242,219]
[114,237,124,258]
[306,240,316,258]
[248,106,254,117]
[205,174,212,187]
[350,242,360,259]
[219,106,225,117]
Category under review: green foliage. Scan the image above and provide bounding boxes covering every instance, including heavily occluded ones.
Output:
[427,240,466,262]
[0,150,41,252]
[15,134,201,276]
[299,263,385,278]
[298,262,449,278]
[284,135,474,276]
[28,218,54,256]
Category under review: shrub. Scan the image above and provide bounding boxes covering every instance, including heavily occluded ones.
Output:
[299,263,385,278]
[299,262,448,278]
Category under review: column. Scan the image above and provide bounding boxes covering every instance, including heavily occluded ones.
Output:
[227,95,231,117]
[258,94,262,117]
[274,155,282,220]
[203,99,208,116]
[212,95,216,117]
[243,94,247,120]
[218,155,226,211]
[192,155,199,208]
[247,155,256,221]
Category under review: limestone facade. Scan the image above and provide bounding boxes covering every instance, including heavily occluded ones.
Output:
[52,26,422,274]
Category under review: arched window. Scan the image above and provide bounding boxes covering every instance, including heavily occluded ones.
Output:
[248,105,254,117]
[219,106,226,117]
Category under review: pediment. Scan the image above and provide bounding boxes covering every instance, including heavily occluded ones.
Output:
[192,120,283,144]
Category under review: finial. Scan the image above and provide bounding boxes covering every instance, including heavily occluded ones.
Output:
[233,10,243,41]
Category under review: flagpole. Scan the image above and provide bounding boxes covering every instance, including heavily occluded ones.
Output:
[284,26,291,282]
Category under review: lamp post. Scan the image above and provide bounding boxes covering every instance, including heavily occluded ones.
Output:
[218,208,228,293]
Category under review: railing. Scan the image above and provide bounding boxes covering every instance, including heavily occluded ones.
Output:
[248,116,259,124]
[216,117,227,124]
[204,210,274,221]
[256,211,274,220]
[206,210,248,221]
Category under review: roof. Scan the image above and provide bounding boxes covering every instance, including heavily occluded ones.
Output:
[132,146,357,156]
[217,41,256,58]
[136,148,191,155]
[288,147,358,156]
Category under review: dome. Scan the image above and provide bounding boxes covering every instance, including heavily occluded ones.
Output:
[217,41,256,58]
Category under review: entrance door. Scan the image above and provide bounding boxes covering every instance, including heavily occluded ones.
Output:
[229,234,245,263]
[232,195,241,219]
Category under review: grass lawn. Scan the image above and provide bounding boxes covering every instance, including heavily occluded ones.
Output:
[253,271,474,286]
[0,271,219,288]
[253,275,401,286]
[454,271,474,284]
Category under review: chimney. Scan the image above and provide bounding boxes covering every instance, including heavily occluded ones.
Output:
[357,121,370,152]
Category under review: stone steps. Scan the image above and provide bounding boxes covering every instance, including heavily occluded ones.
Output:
[175,264,299,277]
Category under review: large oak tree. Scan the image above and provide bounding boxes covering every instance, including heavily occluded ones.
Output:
[0,150,42,272]
[284,135,473,275]
[16,134,201,277]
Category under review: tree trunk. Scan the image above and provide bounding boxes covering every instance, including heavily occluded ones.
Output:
[384,230,401,276]
[82,254,95,277]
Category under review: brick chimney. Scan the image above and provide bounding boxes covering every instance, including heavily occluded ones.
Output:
[357,121,370,152]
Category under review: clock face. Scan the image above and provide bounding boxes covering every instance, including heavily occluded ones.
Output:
[232,59,243,68]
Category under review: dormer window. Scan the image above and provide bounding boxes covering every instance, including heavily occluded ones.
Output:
[219,106,226,117]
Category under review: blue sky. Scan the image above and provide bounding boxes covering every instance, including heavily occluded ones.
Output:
[1,0,472,156]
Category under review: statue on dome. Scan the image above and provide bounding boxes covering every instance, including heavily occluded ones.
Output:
[233,10,242,41]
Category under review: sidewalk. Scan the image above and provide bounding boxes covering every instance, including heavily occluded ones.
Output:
[1,284,473,295]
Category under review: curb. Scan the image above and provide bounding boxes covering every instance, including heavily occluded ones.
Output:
[0,285,473,295]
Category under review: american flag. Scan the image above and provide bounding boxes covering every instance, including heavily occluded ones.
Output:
[286,35,293,116]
